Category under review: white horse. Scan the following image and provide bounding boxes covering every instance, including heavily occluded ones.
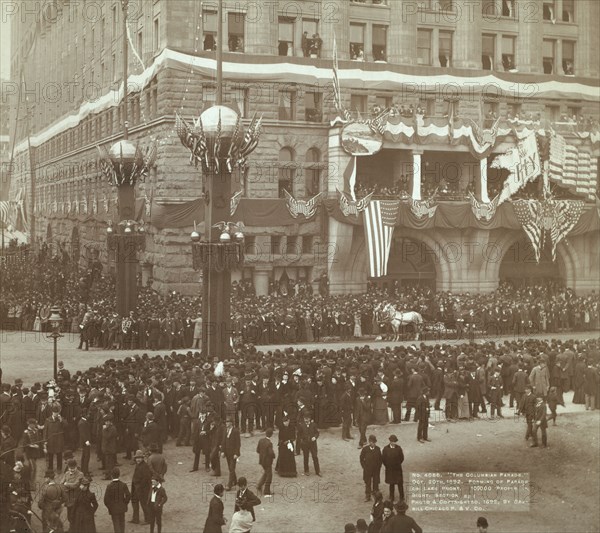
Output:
[378,303,424,341]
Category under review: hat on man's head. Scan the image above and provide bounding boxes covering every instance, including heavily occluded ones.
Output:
[344,524,357,533]
[149,443,159,453]
[44,469,55,479]
[389,434,398,442]
[134,449,145,459]
[368,435,377,443]
[80,477,92,486]
[395,500,409,513]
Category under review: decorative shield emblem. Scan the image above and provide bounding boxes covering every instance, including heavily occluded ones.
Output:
[340,122,383,156]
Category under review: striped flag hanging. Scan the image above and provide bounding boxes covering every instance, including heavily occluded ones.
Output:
[549,134,597,199]
[549,199,585,261]
[343,156,357,200]
[512,199,543,263]
[363,200,399,278]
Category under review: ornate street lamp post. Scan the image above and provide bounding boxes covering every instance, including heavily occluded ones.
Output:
[97,0,155,316]
[177,0,261,358]
[47,305,63,380]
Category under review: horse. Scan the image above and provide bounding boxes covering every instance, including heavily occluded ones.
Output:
[377,303,424,341]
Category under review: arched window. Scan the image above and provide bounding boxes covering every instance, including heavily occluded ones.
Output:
[278,147,295,198]
[305,148,321,196]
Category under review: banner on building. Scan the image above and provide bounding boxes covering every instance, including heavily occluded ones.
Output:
[468,192,499,221]
[492,133,541,205]
[363,200,399,278]
[338,189,373,217]
[549,134,597,200]
[284,190,322,219]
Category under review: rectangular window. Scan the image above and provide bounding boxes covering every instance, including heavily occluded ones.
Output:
[271,236,282,254]
[562,0,574,22]
[501,35,516,71]
[228,12,245,52]
[545,105,560,122]
[562,41,575,75]
[278,90,296,120]
[374,95,391,111]
[501,0,515,18]
[508,102,522,118]
[418,97,435,117]
[285,236,299,256]
[439,30,452,67]
[567,105,581,121]
[543,39,555,74]
[543,1,555,21]
[278,17,294,56]
[154,17,160,51]
[230,87,248,118]
[305,91,322,122]
[350,94,367,114]
[203,10,217,50]
[372,25,387,61]
[112,5,117,41]
[417,29,432,65]
[482,34,495,70]
[302,20,321,58]
[349,23,365,59]
[302,236,312,254]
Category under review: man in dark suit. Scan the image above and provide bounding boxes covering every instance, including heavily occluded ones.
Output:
[360,434,382,502]
[203,483,226,533]
[405,369,424,421]
[519,385,536,442]
[382,434,404,502]
[220,418,241,490]
[147,474,167,533]
[152,396,168,449]
[104,467,131,533]
[531,395,548,448]
[416,387,431,443]
[78,409,92,476]
[130,449,152,525]
[234,477,261,521]
[256,427,276,496]
[340,383,353,440]
[191,410,212,472]
[388,500,423,533]
[209,417,225,476]
[354,388,371,448]
[44,403,66,471]
[297,412,321,476]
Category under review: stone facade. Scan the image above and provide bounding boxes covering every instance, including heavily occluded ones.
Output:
[6,0,600,296]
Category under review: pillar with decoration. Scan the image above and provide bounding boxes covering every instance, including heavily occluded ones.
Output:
[176,0,262,358]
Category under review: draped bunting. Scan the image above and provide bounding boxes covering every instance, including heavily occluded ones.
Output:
[324,198,600,235]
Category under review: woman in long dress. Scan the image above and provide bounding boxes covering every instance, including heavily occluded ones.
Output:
[353,312,362,338]
[304,311,314,343]
[275,416,297,477]
[371,382,389,425]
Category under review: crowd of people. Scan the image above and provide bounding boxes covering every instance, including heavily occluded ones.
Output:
[0,331,599,532]
[2,242,599,352]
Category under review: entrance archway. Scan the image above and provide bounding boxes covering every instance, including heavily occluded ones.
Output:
[369,236,436,292]
[499,238,565,287]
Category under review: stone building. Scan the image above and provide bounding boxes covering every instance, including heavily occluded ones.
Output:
[7,0,600,296]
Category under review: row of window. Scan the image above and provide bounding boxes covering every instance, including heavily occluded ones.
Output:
[482,0,575,21]
[243,235,316,256]
[36,85,158,163]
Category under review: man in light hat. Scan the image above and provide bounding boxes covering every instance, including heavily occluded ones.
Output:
[382,434,405,502]
[130,450,151,525]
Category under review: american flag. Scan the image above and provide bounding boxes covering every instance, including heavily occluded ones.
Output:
[549,134,597,199]
[549,199,585,261]
[512,199,543,263]
[363,200,399,278]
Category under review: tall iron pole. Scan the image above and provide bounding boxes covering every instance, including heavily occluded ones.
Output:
[201,0,234,359]
[114,0,138,316]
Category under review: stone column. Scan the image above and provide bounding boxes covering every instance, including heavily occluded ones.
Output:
[516,0,543,73]
[412,151,422,200]
[244,1,277,55]
[254,267,270,296]
[576,0,599,78]
[388,0,417,64]
[453,0,483,69]
[320,0,350,60]
[479,157,490,203]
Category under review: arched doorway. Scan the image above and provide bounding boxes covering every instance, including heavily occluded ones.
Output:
[369,236,436,292]
[499,238,565,288]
